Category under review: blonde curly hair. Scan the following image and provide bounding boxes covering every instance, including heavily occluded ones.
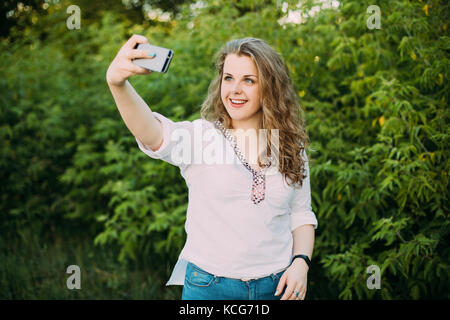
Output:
[200,37,310,188]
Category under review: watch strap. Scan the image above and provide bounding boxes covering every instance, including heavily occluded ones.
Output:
[291,254,311,269]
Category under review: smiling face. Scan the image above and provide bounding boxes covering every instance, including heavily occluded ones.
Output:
[220,53,262,131]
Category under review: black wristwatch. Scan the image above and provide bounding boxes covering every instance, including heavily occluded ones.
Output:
[291,254,311,269]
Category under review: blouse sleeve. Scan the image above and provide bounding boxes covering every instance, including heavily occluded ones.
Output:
[288,150,319,231]
[135,111,198,171]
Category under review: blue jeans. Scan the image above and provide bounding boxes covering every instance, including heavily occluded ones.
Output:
[181,262,286,300]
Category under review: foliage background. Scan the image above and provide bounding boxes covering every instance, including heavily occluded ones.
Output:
[0,0,448,299]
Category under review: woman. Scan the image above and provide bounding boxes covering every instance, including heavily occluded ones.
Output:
[106,35,318,300]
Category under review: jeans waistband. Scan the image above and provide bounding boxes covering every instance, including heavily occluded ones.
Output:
[188,261,286,282]
[238,267,287,282]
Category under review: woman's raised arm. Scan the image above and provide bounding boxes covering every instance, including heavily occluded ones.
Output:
[106,34,163,151]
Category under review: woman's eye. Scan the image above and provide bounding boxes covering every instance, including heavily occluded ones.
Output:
[223,76,253,84]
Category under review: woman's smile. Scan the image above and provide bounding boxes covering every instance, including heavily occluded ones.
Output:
[229,98,248,108]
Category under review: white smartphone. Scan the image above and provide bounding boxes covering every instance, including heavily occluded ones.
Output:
[132,43,174,73]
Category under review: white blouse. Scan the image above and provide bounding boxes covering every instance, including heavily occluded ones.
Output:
[135,112,318,285]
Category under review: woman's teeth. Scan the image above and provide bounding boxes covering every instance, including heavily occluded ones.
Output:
[230,99,247,104]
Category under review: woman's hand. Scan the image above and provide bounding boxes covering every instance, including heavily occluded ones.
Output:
[275,258,309,300]
[106,34,155,87]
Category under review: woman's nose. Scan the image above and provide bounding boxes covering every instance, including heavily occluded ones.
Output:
[232,82,242,93]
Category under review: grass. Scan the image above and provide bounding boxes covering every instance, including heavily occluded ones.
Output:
[0,224,182,299]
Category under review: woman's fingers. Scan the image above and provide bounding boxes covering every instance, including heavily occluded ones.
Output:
[282,283,306,300]
[289,285,301,300]
[127,49,155,61]
[106,34,152,86]
[275,268,308,301]
[301,289,307,300]
[126,34,149,50]
[124,61,151,75]
[133,65,152,75]
[288,285,298,300]
[280,281,296,300]
[293,286,307,300]
[275,273,287,297]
